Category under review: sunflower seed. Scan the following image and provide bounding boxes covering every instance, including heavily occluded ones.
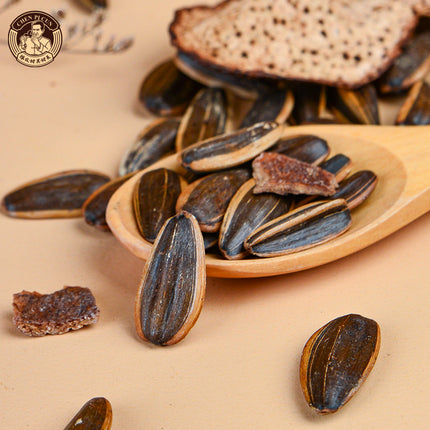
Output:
[138,59,203,116]
[319,154,353,182]
[63,397,112,430]
[239,89,294,128]
[174,52,273,100]
[118,118,179,176]
[179,121,284,173]
[290,83,326,124]
[252,152,338,196]
[176,168,251,233]
[1,170,110,219]
[83,172,135,231]
[176,87,230,151]
[377,31,430,94]
[219,179,293,260]
[395,80,430,125]
[244,199,351,257]
[133,168,186,243]
[269,134,329,165]
[330,170,377,210]
[300,118,348,125]
[293,154,352,207]
[328,84,380,124]
[75,0,107,11]
[203,232,219,251]
[300,314,380,414]
[135,211,205,346]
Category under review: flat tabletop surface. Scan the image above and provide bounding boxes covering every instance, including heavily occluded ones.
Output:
[1,1,429,429]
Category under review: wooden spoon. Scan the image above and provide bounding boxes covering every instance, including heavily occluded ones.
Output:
[106,125,430,278]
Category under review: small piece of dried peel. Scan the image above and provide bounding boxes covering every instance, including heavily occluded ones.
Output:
[252,152,338,196]
[12,286,100,336]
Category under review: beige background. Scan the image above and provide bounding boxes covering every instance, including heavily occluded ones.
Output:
[1,1,430,429]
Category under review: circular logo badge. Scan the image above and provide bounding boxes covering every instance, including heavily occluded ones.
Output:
[8,10,62,67]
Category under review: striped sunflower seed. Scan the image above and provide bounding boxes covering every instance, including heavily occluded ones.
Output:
[319,154,352,182]
[203,232,219,251]
[174,52,273,100]
[138,59,203,117]
[290,83,326,124]
[63,397,112,430]
[83,172,135,231]
[176,168,251,233]
[176,87,230,152]
[329,170,377,210]
[300,314,380,414]
[133,168,186,243]
[74,0,107,11]
[135,211,205,346]
[118,118,179,176]
[395,80,430,125]
[1,170,110,219]
[219,179,293,260]
[244,199,351,257]
[239,89,294,128]
[300,118,349,125]
[377,31,430,94]
[328,84,380,124]
[179,121,284,173]
[269,134,329,165]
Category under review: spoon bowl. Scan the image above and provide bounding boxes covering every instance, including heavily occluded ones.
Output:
[106,125,430,278]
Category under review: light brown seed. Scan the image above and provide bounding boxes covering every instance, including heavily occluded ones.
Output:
[300,314,380,414]
[63,397,112,430]
[1,170,110,219]
[135,211,206,346]
[176,87,230,151]
[133,168,186,243]
[244,199,351,257]
[176,168,251,233]
[252,152,338,196]
[219,179,293,260]
[138,59,203,117]
[328,84,380,124]
[83,172,135,232]
[179,121,284,173]
[119,118,179,176]
[395,80,430,125]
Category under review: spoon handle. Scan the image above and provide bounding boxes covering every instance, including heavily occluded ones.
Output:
[285,124,430,243]
[342,125,430,182]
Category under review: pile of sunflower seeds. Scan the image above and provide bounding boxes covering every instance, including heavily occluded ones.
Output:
[119,53,385,348]
[2,56,381,348]
[1,16,396,425]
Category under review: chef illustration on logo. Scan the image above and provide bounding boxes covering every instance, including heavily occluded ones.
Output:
[19,20,52,55]
[8,11,62,67]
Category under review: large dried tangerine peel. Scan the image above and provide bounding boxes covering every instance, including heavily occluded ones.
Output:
[170,0,418,88]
